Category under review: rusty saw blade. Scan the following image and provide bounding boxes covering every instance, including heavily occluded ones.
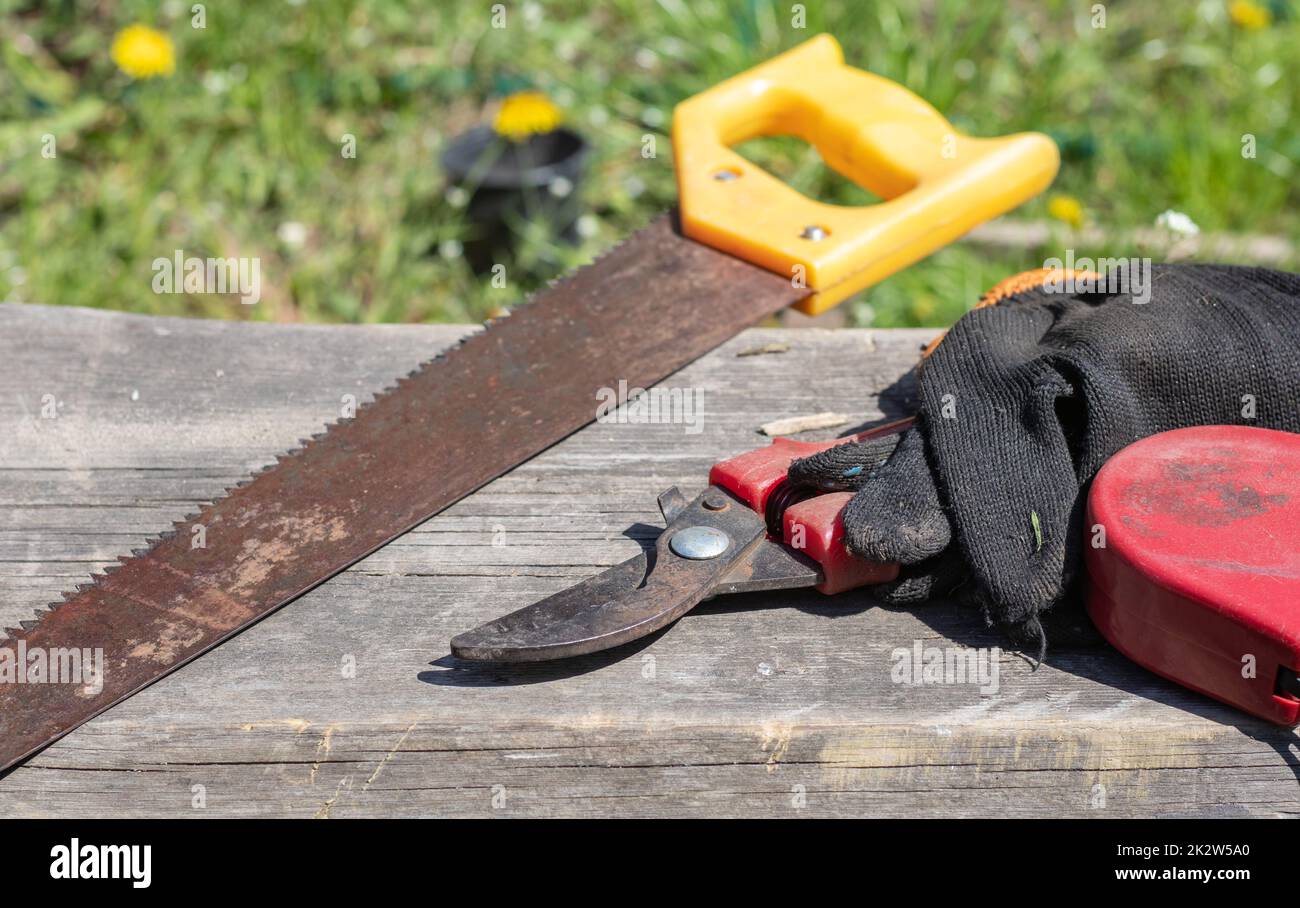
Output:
[0,214,805,772]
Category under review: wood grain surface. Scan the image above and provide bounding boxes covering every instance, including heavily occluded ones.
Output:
[0,304,1295,817]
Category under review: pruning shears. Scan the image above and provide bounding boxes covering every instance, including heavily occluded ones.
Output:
[450,418,912,662]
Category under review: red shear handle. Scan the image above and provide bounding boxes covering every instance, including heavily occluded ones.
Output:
[780,493,899,594]
[708,418,912,595]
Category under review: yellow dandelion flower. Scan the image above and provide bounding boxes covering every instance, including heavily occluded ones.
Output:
[111,25,175,80]
[909,296,936,323]
[493,91,562,142]
[1228,0,1272,29]
[1047,193,1085,229]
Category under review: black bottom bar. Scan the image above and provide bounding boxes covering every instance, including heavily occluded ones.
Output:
[0,818,1284,892]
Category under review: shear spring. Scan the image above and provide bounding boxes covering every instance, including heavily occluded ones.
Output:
[764,479,818,540]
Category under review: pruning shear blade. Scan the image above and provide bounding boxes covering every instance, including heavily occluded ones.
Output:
[450,487,821,662]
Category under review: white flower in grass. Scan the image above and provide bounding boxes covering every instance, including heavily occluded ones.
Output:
[1155,210,1200,236]
[202,71,229,95]
[277,221,309,248]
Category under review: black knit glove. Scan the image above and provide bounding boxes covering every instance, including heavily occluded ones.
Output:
[789,264,1300,651]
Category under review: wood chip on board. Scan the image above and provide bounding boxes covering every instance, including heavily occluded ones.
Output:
[757,412,850,436]
[735,342,790,357]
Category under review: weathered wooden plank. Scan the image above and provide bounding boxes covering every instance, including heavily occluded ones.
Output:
[0,303,1295,817]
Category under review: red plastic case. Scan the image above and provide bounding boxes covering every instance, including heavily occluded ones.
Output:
[1085,425,1300,725]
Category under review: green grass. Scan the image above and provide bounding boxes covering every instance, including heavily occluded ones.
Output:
[1,0,1297,327]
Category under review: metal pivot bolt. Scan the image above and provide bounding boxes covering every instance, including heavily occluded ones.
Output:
[669,526,730,560]
[800,225,829,241]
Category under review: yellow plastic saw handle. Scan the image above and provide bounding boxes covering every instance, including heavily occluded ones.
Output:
[672,34,1059,314]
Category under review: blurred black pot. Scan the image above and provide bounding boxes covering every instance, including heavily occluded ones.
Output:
[441,125,589,274]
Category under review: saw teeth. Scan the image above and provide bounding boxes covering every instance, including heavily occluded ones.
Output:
[16,211,670,724]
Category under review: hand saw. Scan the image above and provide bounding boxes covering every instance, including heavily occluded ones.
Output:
[0,34,1057,771]
[451,418,913,661]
